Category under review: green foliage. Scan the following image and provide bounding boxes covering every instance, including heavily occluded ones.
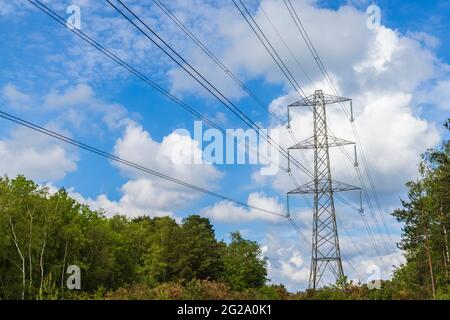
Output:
[253,284,290,300]
[106,281,293,300]
[0,176,268,300]
[222,232,268,291]
[178,215,226,282]
[390,131,449,299]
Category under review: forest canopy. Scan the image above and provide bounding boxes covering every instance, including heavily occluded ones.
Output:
[0,178,267,300]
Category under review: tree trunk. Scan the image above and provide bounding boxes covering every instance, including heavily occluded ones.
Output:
[39,204,50,299]
[9,217,26,300]
[61,241,69,290]
[441,203,450,267]
[28,208,33,296]
[39,231,47,298]
[424,225,436,299]
[443,249,448,277]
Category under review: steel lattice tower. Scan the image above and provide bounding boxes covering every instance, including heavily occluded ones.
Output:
[286,90,359,290]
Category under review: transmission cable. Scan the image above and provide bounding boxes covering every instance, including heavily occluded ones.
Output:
[26,0,290,175]
[106,0,314,180]
[0,109,288,219]
[153,0,284,125]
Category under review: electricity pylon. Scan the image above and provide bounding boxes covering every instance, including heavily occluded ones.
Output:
[286,90,359,290]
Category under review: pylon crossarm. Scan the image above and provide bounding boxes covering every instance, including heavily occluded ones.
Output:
[289,135,354,150]
[331,180,360,192]
[328,136,355,148]
[288,179,360,194]
[288,92,351,107]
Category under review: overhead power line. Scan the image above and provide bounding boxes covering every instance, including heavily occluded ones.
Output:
[152,0,284,125]
[26,0,291,174]
[27,0,315,247]
[153,0,314,176]
[258,2,313,86]
[106,0,315,180]
[233,0,308,100]
[152,0,314,177]
[233,0,315,174]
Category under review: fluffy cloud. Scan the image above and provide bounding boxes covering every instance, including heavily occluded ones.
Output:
[201,192,285,222]
[68,123,223,218]
[354,93,440,189]
[261,231,311,291]
[69,178,198,218]
[0,126,77,181]
[113,123,222,187]
[43,83,134,130]
[44,83,95,109]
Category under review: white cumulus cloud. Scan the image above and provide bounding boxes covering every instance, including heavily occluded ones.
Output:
[67,123,223,218]
[0,126,77,181]
[202,192,285,222]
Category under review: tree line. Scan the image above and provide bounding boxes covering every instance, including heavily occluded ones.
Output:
[0,178,267,300]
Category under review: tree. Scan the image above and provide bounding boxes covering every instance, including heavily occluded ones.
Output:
[178,215,225,282]
[139,217,182,286]
[0,176,138,299]
[391,120,450,299]
[223,232,267,291]
[139,215,226,286]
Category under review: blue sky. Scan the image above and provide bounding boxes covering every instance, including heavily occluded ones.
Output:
[0,0,449,290]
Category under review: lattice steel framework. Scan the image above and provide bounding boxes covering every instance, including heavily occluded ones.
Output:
[287,90,359,290]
